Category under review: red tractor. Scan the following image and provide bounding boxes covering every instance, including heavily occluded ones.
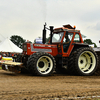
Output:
[1,24,99,76]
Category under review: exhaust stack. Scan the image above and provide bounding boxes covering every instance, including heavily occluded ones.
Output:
[42,23,54,44]
[42,23,46,44]
[50,26,54,44]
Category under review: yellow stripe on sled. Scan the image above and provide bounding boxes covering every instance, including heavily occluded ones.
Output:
[2,57,13,61]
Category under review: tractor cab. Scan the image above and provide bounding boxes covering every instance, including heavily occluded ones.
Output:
[51,24,84,57]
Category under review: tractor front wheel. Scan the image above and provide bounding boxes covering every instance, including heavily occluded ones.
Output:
[27,52,56,76]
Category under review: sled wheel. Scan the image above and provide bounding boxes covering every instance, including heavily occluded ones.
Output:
[27,52,56,76]
[68,47,98,76]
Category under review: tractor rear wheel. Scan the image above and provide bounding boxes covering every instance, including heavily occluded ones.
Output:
[27,52,56,76]
[68,47,99,76]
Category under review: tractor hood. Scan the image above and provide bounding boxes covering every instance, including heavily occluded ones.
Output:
[24,43,58,56]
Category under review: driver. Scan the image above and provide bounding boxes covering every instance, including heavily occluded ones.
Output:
[65,35,70,43]
[63,35,70,52]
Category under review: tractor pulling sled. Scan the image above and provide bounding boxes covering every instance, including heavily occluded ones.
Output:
[0,24,100,76]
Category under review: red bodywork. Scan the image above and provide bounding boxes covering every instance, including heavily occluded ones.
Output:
[23,43,58,56]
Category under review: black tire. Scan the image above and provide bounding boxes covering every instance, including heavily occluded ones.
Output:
[27,52,56,76]
[68,47,99,76]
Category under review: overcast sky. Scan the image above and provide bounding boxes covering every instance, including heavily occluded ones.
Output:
[0,0,100,46]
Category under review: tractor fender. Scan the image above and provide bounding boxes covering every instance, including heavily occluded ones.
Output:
[71,43,89,54]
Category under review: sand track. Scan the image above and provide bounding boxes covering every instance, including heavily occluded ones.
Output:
[0,70,100,100]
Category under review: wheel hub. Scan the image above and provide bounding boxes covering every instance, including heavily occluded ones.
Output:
[80,60,83,64]
[38,61,44,68]
[79,56,87,69]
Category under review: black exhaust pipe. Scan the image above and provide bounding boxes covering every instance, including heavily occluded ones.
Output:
[42,23,46,44]
[50,26,54,44]
[42,23,54,44]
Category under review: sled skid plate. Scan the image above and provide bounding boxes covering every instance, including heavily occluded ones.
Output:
[1,62,23,66]
[0,61,23,73]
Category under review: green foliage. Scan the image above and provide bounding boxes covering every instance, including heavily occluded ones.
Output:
[84,39,97,47]
[10,35,26,49]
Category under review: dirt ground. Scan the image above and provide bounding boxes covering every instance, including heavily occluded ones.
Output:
[1,70,100,100]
